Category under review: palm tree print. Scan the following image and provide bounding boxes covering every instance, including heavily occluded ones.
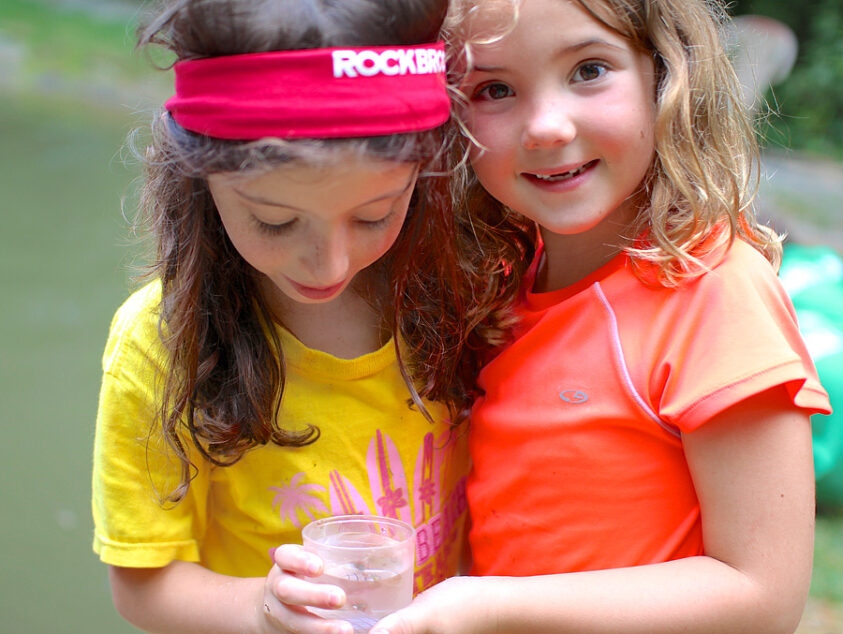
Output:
[269,471,329,528]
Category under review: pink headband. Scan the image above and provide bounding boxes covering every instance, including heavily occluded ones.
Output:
[165,42,450,140]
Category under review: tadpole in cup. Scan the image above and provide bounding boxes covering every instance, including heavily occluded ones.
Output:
[302,515,415,633]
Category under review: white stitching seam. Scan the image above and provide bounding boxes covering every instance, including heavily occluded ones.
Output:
[594,282,681,438]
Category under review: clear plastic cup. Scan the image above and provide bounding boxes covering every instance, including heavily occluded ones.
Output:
[302,515,416,633]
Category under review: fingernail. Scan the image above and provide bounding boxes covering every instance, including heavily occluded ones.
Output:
[329,590,345,607]
[307,558,321,575]
[268,547,277,561]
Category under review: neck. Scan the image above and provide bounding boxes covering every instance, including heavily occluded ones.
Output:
[262,274,389,359]
[535,207,638,293]
[535,234,622,292]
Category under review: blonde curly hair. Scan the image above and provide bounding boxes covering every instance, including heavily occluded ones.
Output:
[445,0,782,287]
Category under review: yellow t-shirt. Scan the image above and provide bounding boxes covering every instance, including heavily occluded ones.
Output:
[92,281,469,594]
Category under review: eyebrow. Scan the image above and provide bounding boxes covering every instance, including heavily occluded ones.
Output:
[472,37,626,73]
[234,169,417,211]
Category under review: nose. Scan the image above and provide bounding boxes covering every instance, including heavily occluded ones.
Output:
[521,95,576,149]
[301,226,351,287]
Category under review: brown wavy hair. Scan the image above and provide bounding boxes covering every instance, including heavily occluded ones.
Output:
[445,0,782,289]
[133,0,520,503]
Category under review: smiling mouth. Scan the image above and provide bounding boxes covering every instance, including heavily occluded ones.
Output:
[527,160,598,182]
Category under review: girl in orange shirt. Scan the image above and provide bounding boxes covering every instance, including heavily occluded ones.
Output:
[371,1,830,632]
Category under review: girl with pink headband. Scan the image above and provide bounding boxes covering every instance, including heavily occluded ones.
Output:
[90,1,520,632]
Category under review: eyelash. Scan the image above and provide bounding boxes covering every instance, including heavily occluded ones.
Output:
[357,210,395,229]
[254,209,395,236]
[256,218,297,236]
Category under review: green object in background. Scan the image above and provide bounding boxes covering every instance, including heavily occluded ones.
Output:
[780,243,843,510]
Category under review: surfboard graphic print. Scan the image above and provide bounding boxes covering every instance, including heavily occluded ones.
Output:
[366,429,411,524]
[328,469,372,516]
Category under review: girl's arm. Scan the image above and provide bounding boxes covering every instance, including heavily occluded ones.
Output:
[373,387,815,634]
[109,546,353,634]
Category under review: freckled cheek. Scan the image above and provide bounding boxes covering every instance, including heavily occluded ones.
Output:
[218,220,282,274]
[217,217,258,265]
[466,113,512,158]
[359,223,405,268]
[598,105,655,160]
[635,99,657,145]
[469,152,511,202]
[237,240,283,275]
[636,118,656,160]
[383,222,406,252]
[467,122,511,174]
[469,153,494,187]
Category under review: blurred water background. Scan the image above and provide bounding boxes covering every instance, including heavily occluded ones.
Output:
[0,1,840,632]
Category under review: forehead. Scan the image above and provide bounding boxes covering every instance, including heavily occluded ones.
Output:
[213,151,414,181]
[463,0,630,41]
[466,0,632,60]
[209,157,418,210]
[573,0,640,39]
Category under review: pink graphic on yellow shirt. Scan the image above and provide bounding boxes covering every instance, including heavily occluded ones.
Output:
[328,470,373,516]
[265,428,467,594]
[367,429,411,524]
[413,432,438,524]
[413,429,461,525]
[269,472,329,529]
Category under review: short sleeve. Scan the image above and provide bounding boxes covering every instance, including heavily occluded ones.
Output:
[92,283,209,568]
[649,242,831,432]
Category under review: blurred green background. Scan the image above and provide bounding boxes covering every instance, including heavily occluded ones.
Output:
[732,0,843,161]
[0,0,840,632]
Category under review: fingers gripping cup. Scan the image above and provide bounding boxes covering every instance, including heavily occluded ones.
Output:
[302,515,416,632]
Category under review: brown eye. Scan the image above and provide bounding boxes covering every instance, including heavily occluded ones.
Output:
[573,62,608,82]
[474,82,515,101]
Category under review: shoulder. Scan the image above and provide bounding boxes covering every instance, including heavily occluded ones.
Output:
[707,238,780,283]
[628,239,798,347]
[596,241,781,329]
[615,240,787,317]
[624,241,825,430]
[102,280,166,377]
[687,239,792,322]
[668,240,799,356]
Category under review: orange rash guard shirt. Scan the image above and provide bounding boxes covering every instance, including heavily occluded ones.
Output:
[467,240,831,576]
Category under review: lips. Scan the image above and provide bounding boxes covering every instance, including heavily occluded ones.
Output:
[523,159,598,184]
[286,278,347,301]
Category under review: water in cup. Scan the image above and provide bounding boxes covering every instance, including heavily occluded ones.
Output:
[303,516,416,634]
[313,561,413,629]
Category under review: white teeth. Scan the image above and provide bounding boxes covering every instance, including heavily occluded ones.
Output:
[533,163,588,181]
